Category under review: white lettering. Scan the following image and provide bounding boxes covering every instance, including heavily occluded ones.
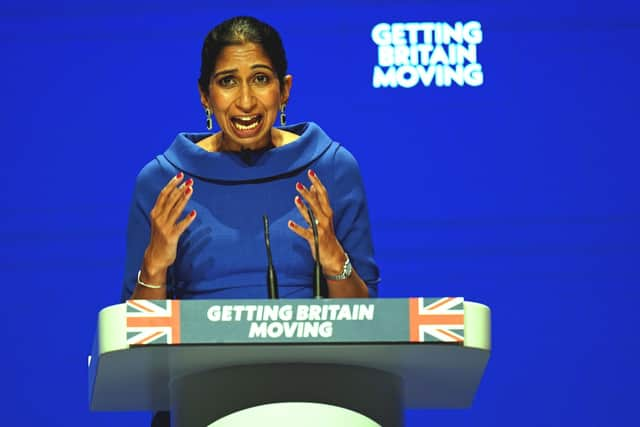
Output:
[442,22,463,44]
[280,305,293,321]
[429,45,449,65]
[308,305,322,321]
[456,44,477,64]
[327,304,341,320]
[336,304,353,320]
[443,64,465,86]
[248,321,334,338]
[245,305,257,321]
[319,321,332,337]
[465,63,484,86]
[296,305,309,321]
[373,66,397,88]
[207,305,220,322]
[371,23,391,46]
[420,23,435,44]
[396,65,419,88]
[394,45,410,65]
[378,45,394,67]
[249,322,267,337]
[372,21,483,89]
[358,304,375,320]
[391,23,407,45]
[263,305,278,321]
[221,306,232,321]
[463,21,483,44]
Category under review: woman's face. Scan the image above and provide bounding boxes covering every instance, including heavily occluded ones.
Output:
[201,42,292,151]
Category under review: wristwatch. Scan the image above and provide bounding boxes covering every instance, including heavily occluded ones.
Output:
[324,253,353,281]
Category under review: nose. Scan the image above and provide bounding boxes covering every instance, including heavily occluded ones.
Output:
[236,83,256,112]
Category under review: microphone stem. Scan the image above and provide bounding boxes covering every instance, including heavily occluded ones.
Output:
[307,207,323,299]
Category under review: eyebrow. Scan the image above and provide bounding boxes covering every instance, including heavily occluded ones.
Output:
[213,64,275,79]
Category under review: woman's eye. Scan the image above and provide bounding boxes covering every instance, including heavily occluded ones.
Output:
[254,74,270,85]
[218,76,236,87]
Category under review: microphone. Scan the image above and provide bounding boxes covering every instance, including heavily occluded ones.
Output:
[263,215,279,299]
[306,206,325,299]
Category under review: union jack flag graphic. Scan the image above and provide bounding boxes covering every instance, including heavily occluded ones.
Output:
[126,300,181,345]
[409,297,464,343]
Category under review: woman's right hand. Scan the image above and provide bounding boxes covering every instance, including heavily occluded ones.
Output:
[142,172,197,281]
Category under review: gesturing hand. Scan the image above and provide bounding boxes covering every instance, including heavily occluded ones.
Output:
[144,172,197,276]
[288,169,347,276]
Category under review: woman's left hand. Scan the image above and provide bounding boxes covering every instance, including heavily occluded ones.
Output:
[288,169,347,276]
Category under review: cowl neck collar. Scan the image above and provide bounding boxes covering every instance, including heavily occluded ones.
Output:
[163,122,332,182]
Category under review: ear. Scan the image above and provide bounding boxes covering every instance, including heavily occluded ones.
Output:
[281,74,293,105]
[198,84,210,110]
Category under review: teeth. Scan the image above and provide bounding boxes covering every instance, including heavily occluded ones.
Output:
[235,115,258,123]
[239,115,257,120]
[232,115,261,130]
[233,120,259,130]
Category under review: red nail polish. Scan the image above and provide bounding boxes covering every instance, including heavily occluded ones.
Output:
[176,172,184,179]
[309,170,316,178]
[185,178,193,186]
[185,187,192,195]
[189,210,196,218]
[288,220,294,227]
[296,182,304,191]
[295,196,302,204]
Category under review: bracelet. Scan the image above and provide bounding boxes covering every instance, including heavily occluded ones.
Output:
[136,270,164,289]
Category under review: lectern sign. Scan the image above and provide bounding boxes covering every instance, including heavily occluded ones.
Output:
[125,297,464,346]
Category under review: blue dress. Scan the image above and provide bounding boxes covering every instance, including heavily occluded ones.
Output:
[121,122,380,300]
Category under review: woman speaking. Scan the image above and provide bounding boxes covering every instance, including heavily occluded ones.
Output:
[122,16,379,308]
[121,15,380,426]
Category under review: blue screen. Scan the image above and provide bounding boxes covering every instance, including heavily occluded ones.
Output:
[1,1,638,425]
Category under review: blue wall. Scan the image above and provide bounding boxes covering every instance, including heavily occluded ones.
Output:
[1,1,638,425]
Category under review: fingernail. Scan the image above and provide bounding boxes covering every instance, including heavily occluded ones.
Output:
[176,172,184,180]
[185,187,192,195]
[189,210,196,218]
[295,196,302,204]
[185,178,193,186]
[308,169,316,178]
[296,182,304,191]
[288,220,295,228]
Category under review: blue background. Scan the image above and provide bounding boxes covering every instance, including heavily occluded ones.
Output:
[1,0,638,425]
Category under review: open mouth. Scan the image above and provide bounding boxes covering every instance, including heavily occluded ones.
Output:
[231,115,263,131]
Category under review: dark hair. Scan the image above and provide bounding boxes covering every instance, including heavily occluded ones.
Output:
[198,16,288,94]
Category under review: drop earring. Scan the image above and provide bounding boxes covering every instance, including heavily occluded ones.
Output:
[280,104,287,126]
[205,108,213,130]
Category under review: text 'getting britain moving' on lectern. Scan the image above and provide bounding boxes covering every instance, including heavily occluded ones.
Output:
[89,297,491,426]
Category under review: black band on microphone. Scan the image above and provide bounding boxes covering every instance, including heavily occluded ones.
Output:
[263,215,279,299]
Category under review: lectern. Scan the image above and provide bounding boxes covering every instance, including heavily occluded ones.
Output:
[89,297,490,426]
